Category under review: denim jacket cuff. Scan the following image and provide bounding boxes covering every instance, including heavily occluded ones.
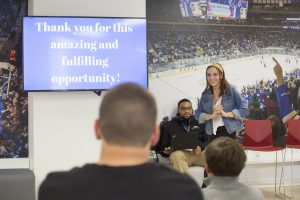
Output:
[199,113,206,123]
[232,109,242,120]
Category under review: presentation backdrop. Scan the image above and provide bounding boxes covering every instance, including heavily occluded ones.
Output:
[147,0,300,125]
[0,0,28,158]
[147,0,300,164]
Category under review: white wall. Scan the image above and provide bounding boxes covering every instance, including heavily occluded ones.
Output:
[30,92,101,189]
[30,0,145,17]
[30,0,146,190]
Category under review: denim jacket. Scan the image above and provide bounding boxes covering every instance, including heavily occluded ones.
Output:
[195,85,249,135]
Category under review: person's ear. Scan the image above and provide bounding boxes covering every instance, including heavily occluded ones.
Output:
[94,119,102,140]
[150,124,160,147]
[205,163,211,174]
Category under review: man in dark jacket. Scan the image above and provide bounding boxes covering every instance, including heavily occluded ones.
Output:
[161,98,208,173]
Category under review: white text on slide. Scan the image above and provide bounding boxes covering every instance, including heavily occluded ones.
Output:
[51,73,120,86]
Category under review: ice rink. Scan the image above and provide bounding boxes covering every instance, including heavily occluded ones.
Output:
[149,54,300,163]
[149,54,299,121]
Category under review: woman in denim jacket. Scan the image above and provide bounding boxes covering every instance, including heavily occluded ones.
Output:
[196,63,249,142]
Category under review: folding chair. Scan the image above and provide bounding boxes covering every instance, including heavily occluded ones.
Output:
[0,169,35,200]
[243,120,284,197]
[285,119,300,199]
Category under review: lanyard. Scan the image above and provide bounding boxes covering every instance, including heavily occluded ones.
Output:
[181,119,191,133]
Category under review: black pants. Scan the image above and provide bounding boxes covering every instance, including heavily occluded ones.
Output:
[207,126,236,143]
[202,126,236,188]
